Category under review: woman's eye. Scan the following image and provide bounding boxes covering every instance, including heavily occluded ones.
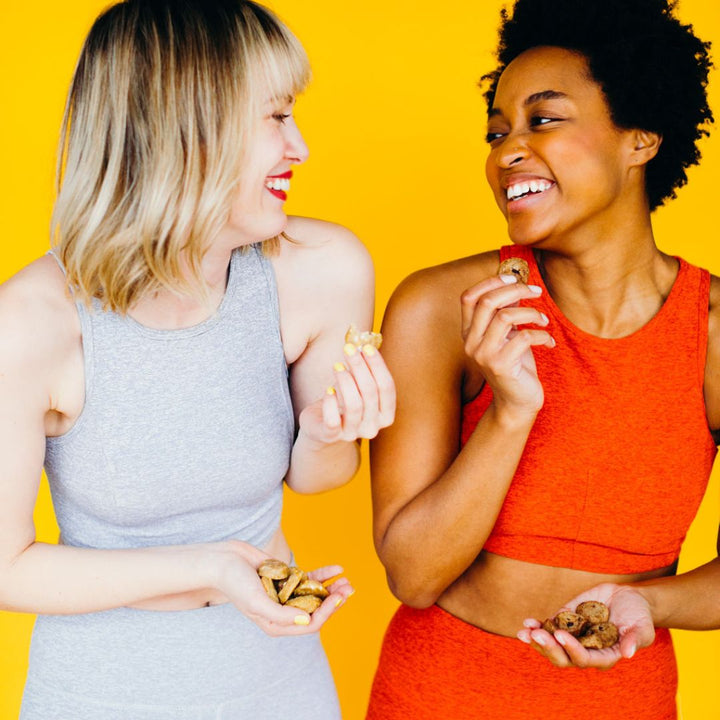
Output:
[273,113,292,124]
[530,116,558,127]
[485,131,506,144]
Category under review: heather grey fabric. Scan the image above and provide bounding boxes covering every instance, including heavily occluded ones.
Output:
[22,247,340,719]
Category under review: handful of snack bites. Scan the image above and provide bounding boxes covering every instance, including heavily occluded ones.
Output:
[344,324,382,351]
[257,559,329,614]
[542,601,619,649]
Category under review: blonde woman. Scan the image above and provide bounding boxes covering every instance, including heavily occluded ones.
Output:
[0,1,394,718]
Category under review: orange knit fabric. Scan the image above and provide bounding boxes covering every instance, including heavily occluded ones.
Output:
[366,604,678,720]
[462,245,717,573]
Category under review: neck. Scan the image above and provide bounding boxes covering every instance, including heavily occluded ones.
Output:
[534,221,678,339]
[128,246,235,330]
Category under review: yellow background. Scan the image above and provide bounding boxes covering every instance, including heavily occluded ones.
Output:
[1,1,719,718]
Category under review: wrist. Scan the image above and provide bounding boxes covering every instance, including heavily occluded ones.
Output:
[488,400,539,433]
[295,425,356,453]
[631,580,665,627]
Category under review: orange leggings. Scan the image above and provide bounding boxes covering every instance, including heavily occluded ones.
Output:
[366,604,677,720]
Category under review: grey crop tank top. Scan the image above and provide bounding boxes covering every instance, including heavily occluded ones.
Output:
[45,245,294,551]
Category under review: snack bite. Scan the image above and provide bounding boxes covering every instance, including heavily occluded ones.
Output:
[345,324,383,351]
[497,257,530,284]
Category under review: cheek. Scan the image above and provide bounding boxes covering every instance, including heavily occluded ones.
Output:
[485,152,504,201]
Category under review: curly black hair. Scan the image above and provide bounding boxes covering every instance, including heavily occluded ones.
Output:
[481,0,714,211]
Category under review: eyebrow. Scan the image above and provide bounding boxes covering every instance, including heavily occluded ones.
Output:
[488,89,569,117]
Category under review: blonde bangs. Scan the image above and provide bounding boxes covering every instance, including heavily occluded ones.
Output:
[52,1,310,313]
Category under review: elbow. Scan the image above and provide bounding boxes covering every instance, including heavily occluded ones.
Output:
[383,565,443,610]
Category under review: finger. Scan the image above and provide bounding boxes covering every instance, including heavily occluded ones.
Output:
[478,306,550,352]
[554,631,622,669]
[325,577,354,598]
[322,387,342,431]
[333,361,363,430]
[522,618,542,629]
[247,589,317,630]
[618,627,640,659]
[342,343,379,422]
[461,277,542,340]
[496,328,555,368]
[307,565,344,583]
[358,346,396,426]
[529,629,573,668]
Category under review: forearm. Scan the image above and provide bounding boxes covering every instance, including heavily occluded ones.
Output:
[634,556,720,630]
[378,403,535,607]
[284,429,361,493]
[0,540,227,615]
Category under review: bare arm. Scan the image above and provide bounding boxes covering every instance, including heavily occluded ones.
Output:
[518,274,720,669]
[0,260,337,633]
[275,219,395,494]
[371,256,554,607]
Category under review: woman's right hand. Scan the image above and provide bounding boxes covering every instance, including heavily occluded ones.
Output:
[212,540,353,636]
[461,273,554,418]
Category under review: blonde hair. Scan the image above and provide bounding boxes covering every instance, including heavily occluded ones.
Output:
[52,0,310,312]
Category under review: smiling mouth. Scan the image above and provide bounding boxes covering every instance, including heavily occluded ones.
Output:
[506,179,554,202]
[265,172,291,200]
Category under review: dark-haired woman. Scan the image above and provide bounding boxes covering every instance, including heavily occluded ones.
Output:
[366,1,715,718]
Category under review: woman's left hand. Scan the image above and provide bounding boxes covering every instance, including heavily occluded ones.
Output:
[517,583,656,669]
[298,343,396,444]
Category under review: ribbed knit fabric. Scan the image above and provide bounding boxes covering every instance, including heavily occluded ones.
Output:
[44,244,293,551]
[462,244,717,573]
[367,604,677,720]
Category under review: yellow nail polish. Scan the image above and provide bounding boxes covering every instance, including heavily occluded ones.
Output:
[333,362,346,372]
[361,343,376,357]
[335,598,344,608]
[343,342,357,356]
[326,386,336,395]
[294,615,310,626]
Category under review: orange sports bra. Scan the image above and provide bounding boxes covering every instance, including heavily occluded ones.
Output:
[461,245,717,574]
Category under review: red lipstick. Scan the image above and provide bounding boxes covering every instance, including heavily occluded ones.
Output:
[265,170,292,201]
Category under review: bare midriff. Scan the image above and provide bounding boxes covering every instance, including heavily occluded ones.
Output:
[436,551,676,637]
[126,526,291,611]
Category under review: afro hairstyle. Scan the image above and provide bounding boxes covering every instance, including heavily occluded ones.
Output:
[481,0,714,210]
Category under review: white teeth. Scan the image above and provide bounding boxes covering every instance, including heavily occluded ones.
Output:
[265,178,290,191]
[506,179,552,200]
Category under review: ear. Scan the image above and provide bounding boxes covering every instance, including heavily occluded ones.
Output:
[628,129,662,166]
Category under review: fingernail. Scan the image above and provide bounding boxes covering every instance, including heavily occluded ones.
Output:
[335,598,344,608]
[326,386,336,395]
[534,634,546,646]
[540,313,549,325]
[550,336,556,347]
[499,274,518,284]
[517,632,531,644]
[343,343,357,356]
[555,633,566,646]
[333,362,347,372]
[528,284,542,294]
[348,589,356,597]
[294,615,310,626]
[361,343,376,356]
[627,644,636,658]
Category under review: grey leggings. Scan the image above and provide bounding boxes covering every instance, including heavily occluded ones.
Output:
[21,602,341,720]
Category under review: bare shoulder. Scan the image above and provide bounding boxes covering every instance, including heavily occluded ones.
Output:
[0,255,79,371]
[281,215,373,283]
[384,249,500,333]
